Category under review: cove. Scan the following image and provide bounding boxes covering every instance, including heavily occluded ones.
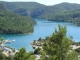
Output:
[0,19,80,51]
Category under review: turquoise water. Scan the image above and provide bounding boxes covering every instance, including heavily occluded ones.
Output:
[0,19,80,51]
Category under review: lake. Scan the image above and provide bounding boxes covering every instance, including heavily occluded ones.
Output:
[0,19,80,51]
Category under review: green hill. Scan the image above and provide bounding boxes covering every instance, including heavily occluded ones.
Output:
[0,3,36,34]
[1,1,80,26]
[2,2,46,11]
[1,2,80,17]
[37,2,80,18]
[39,10,80,26]
[1,1,46,17]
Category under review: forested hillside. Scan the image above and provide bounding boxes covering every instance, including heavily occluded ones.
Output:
[40,2,80,14]
[1,1,46,17]
[0,3,36,34]
[2,2,46,11]
[38,10,80,26]
[1,1,80,26]
[1,2,80,18]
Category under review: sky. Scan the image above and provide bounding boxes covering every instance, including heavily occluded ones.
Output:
[1,0,80,5]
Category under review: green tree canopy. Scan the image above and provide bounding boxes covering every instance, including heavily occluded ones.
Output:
[14,47,35,60]
[41,25,78,60]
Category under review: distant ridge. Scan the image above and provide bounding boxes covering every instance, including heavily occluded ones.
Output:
[0,3,7,11]
[0,2,80,17]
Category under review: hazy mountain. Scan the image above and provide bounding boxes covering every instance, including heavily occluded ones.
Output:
[0,3,7,11]
[1,2,80,17]
[0,1,46,16]
[1,2,80,18]
[37,2,80,18]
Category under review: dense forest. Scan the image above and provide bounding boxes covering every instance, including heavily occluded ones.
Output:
[0,1,80,32]
[38,10,80,26]
[1,2,80,17]
[0,3,36,34]
[1,1,80,26]
[0,1,46,17]
[0,11,36,34]
[37,2,80,18]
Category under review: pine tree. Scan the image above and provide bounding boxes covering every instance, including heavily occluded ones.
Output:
[42,25,78,60]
